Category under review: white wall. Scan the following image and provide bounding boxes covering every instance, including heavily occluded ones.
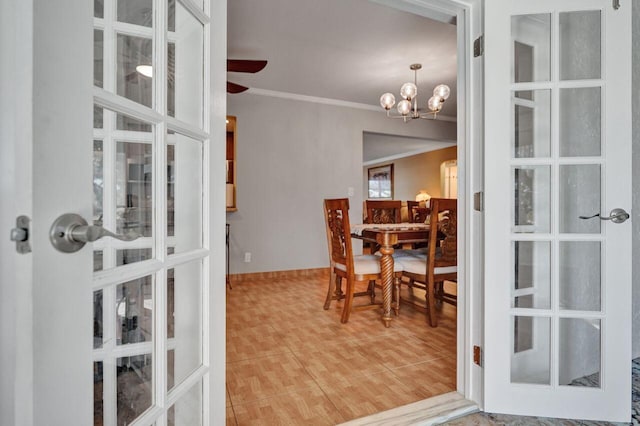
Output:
[226,93,456,274]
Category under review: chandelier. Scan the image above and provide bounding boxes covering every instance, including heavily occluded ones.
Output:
[379,63,450,122]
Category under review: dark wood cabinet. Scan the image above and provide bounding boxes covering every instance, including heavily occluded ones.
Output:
[226,116,237,211]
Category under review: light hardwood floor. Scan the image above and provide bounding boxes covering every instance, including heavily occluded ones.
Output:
[226,269,457,425]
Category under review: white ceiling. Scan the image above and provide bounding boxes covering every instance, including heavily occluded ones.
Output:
[227,0,458,163]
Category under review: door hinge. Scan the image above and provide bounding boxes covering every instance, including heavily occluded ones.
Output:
[613,0,620,10]
[473,345,483,366]
[473,191,484,212]
[474,35,484,57]
[10,215,31,254]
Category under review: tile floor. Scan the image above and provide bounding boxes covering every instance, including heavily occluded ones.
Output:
[225,270,457,425]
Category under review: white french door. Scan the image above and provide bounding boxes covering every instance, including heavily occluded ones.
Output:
[23,0,226,425]
[93,0,211,423]
[484,0,631,422]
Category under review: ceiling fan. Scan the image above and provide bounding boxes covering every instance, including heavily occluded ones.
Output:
[227,59,267,94]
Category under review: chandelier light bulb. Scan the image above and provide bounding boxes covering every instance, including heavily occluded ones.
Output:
[400,82,417,100]
[397,99,412,116]
[427,96,442,112]
[379,92,396,110]
[433,84,450,100]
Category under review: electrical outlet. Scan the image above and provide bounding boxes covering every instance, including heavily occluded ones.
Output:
[244,252,251,262]
[347,186,355,197]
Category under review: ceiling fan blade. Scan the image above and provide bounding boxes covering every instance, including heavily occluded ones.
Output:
[227,59,267,73]
[227,81,249,94]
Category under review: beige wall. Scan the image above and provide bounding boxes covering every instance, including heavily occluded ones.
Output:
[364,145,458,202]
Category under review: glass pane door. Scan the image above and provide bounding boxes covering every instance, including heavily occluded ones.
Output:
[484,0,632,421]
[93,0,210,424]
[510,9,604,388]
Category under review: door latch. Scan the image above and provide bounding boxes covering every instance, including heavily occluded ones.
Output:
[473,191,484,212]
[10,215,31,254]
[473,345,483,367]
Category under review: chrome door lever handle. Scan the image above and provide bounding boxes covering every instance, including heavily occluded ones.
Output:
[579,208,630,224]
[50,213,142,253]
[70,224,140,243]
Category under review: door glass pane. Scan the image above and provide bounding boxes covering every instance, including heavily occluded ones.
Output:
[513,89,551,158]
[94,361,103,425]
[512,166,551,233]
[168,0,176,32]
[117,113,153,132]
[116,141,153,237]
[559,318,601,387]
[511,316,550,385]
[169,2,204,127]
[512,14,551,83]
[167,132,203,254]
[94,0,104,18]
[559,242,601,311]
[117,34,153,108]
[116,276,152,346]
[116,248,153,266]
[168,144,175,237]
[94,290,103,348]
[559,87,601,157]
[94,251,103,272]
[560,11,601,81]
[559,164,601,234]
[117,0,153,27]
[167,260,203,390]
[94,30,103,88]
[93,140,104,224]
[93,140,104,272]
[94,106,104,129]
[117,354,153,424]
[168,43,176,118]
[512,241,550,309]
[168,380,203,426]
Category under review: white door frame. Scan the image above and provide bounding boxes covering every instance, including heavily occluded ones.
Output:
[368,0,485,408]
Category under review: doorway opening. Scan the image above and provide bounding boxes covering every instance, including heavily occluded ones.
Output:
[225,0,480,423]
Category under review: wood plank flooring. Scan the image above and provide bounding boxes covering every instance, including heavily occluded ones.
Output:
[226,269,457,425]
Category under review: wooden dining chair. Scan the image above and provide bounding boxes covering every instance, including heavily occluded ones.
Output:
[397,198,457,327]
[364,200,402,224]
[323,198,403,323]
[409,207,431,224]
[406,200,419,222]
[364,200,402,254]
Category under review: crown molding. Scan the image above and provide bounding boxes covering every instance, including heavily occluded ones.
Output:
[246,87,457,123]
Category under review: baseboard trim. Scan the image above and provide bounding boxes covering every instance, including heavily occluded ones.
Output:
[229,267,330,283]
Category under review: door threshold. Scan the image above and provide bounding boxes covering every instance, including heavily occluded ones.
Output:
[337,391,479,426]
